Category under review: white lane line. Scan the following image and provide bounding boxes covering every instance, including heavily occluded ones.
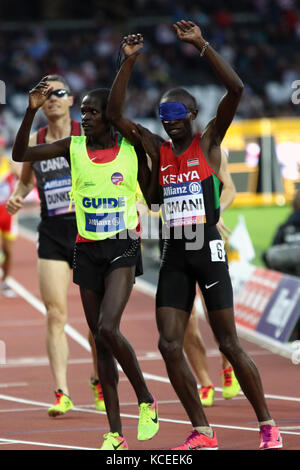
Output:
[0,397,245,414]
[6,276,91,352]
[131,371,300,403]
[5,236,300,409]
[4,277,300,404]
[212,387,300,403]
[0,350,271,369]
[279,426,300,430]
[0,382,27,388]
[0,438,98,450]
[0,407,47,413]
[1,356,91,368]
[2,231,298,450]
[0,393,300,436]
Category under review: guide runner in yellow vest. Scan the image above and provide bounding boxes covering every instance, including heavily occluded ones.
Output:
[12,78,159,450]
[69,134,139,240]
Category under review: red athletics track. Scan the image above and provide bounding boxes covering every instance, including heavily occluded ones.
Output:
[0,232,299,453]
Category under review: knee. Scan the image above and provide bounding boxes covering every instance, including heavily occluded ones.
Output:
[95,322,118,348]
[46,303,67,330]
[158,335,183,363]
[218,336,241,361]
[93,329,110,356]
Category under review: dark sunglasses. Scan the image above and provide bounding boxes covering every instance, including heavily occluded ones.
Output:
[47,89,69,99]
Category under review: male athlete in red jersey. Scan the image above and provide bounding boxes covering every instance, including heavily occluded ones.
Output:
[106,20,282,450]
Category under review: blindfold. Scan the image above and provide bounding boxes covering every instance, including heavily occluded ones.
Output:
[159,101,189,122]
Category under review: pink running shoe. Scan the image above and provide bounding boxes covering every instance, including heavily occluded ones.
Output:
[171,429,218,450]
[259,425,283,450]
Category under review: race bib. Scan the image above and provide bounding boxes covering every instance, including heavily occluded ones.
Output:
[209,239,226,262]
[44,177,75,216]
[163,181,206,227]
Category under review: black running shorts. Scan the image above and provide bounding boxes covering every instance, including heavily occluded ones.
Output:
[37,216,77,268]
[156,225,233,312]
[73,230,143,293]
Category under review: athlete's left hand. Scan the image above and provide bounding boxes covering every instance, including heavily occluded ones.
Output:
[28,76,54,110]
[173,20,204,45]
[217,216,232,241]
[122,34,143,58]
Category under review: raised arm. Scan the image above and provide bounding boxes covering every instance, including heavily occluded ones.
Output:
[106,35,143,147]
[12,77,70,163]
[173,21,244,150]
[107,35,163,208]
[106,34,162,151]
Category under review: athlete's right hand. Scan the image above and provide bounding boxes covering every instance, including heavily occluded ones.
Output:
[122,33,143,58]
[28,76,54,110]
[6,195,25,215]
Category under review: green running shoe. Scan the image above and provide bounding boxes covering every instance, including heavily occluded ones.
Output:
[137,396,159,441]
[199,385,215,407]
[100,432,128,450]
[48,389,74,417]
[89,379,106,412]
[222,367,241,399]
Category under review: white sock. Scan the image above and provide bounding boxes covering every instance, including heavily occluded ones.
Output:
[194,426,214,438]
[259,420,276,427]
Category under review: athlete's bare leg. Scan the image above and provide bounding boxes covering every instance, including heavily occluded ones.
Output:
[207,306,272,422]
[88,328,99,381]
[199,290,232,370]
[38,258,70,395]
[80,266,153,435]
[184,304,213,387]
[157,305,209,427]
[184,291,232,388]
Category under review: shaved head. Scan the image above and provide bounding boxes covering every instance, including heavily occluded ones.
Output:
[83,88,110,113]
[160,88,197,111]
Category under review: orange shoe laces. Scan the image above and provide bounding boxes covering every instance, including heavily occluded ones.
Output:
[222,368,233,386]
[200,385,213,398]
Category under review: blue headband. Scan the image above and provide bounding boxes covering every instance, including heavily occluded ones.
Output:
[159,101,189,121]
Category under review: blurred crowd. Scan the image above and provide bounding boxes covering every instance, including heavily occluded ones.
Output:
[1,0,300,145]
